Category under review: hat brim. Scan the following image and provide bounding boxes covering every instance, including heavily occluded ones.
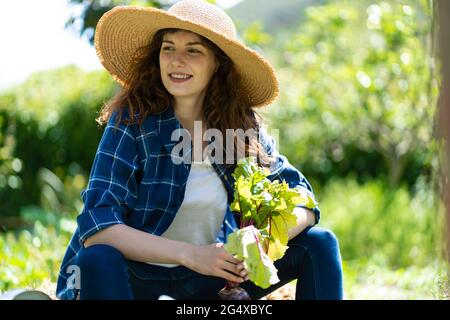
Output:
[94,6,279,107]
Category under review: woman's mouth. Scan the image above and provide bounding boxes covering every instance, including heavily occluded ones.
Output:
[169,73,193,83]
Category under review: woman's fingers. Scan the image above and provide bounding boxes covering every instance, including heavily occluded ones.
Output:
[217,269,246,283]
[216,243,242,265]
[235,263,249,278]
[220,260,242,275]
[235,263,249,281]
[220,260,248,279]
[224,253,241,265]
[212,243,249,281]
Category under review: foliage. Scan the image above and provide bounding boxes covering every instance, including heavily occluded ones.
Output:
[342,259,449,299]
[0,66,116,221]
[224,157,316,289]
[318,177,445,268]
[265,0,438,187]
[228,0,326,35]
[0,208,75,293]
[225,225,280,289]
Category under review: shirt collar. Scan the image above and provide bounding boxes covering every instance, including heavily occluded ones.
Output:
[155,106,233,175]
[156,106,182,152]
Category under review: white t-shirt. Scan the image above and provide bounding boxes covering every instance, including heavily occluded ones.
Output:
[148,157,228,267]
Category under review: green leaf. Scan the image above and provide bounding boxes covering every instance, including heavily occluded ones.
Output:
[224,226,280,289]
[295,187,319,209]
[267,210,297,261]
[228,156,320,288]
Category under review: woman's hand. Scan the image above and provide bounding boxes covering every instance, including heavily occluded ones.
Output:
[182,243,249,283]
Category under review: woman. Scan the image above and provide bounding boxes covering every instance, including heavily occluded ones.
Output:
[56,0,343,300]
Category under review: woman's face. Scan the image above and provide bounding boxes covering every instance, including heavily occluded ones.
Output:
[159,30,219,103]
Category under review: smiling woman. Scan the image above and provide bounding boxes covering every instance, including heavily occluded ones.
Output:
[159,31,219,107]
[55,0,343,301]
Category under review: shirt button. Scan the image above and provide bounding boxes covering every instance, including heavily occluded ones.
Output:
[224,176,228,181]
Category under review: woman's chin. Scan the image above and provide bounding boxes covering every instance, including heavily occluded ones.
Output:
[168,90,199,100]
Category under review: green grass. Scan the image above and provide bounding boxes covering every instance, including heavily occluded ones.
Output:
[317,177,444,268]
[0,211,76,293]
[343,259,449,299]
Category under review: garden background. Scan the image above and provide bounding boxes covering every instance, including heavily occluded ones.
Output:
[1,0,449,299]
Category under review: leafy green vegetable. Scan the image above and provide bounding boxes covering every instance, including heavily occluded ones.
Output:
[225,157,318,289]
[224,225,279,289]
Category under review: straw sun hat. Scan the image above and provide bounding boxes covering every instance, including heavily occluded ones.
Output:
[94,0,279,107]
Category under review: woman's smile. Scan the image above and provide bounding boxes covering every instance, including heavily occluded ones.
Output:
[169,72,193,83]
[159,30,218,101]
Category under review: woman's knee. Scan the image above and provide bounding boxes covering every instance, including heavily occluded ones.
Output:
[291,226,340,253]
[77,244,125,272]
[312,227,339,247]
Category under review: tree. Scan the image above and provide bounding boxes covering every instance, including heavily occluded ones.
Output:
[0,66,115,222]
[267,0,437,187]
[435,0,450,264]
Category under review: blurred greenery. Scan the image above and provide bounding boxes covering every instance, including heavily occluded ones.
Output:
[229,0,326,34]
[319,177,444,268]
[0,0,448,299]
[0,209,76,292]
[0,66,116,224]
[264,0,438,188]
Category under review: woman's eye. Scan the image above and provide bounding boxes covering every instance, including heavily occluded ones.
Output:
[161,46,201,54]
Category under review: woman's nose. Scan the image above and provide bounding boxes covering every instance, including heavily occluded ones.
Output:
[171,53,186,68]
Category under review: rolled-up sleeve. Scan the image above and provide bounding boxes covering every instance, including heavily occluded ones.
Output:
[77,112,140,243]
[260,128,321,225]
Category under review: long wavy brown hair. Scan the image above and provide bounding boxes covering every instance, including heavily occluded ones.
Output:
[97,28,272,167]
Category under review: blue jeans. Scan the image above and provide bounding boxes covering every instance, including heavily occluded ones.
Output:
[76,226,343,300]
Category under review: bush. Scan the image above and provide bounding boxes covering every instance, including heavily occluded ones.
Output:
[0,208,75,293]
[318,177,444,268]
[0,66,117,222]
[264,0,438,188]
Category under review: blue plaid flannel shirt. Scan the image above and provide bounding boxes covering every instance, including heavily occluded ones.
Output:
[56,106,320,300]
